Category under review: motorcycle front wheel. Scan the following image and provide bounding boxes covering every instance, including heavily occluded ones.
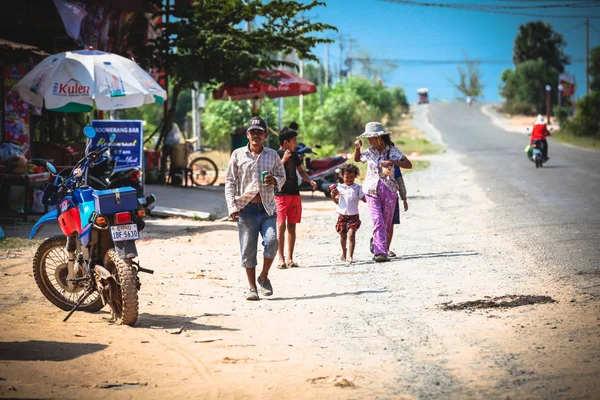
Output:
[32,235,103,312]
[103,249,139,326]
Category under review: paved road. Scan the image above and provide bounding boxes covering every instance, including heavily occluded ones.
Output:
[424,102,600,278]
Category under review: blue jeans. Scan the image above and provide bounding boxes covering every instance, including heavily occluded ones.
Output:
[238,203,278,268]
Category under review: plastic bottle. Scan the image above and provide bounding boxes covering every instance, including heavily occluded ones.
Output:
[103,61,125,97]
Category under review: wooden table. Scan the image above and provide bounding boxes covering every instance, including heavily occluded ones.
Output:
[0,172,50,221]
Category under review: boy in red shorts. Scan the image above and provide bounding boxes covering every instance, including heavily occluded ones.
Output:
[331,163,366,264]
[275,127,317,269]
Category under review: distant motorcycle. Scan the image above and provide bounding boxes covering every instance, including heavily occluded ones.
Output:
[525,127,551,169]
[296,143,347,197]
[529,140,545,168]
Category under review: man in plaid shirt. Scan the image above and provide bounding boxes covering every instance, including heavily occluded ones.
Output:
[225,117,286,300]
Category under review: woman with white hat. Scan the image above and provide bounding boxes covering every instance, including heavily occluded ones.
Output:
[530,114,551,162]
[354,122,412,262]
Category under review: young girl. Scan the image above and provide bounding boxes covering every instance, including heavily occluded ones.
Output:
[331,163,366,264]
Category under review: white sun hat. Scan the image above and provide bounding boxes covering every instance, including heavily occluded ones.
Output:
[535,114,546,125]
[358,122,391,138]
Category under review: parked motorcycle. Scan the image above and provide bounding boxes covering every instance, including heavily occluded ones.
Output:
[295,143,347,197]
[58,144,155,209]
[30,125,153,326]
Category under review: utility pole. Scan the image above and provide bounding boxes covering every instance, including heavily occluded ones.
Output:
[348,36,352,77]
[299,56,304,121]
[324,42,329,88]
[339,33,344,81]
[318,58,323,105]
[586,18,590,96]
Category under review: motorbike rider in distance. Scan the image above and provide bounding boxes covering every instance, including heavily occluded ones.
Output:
[530,114,551,162]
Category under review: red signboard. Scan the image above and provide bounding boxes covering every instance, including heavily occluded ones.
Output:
[559,74,575,97]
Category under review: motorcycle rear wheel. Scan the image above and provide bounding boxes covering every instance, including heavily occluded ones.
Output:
[534,155,540,168]
[103,249,139,326]
[189,157,218,186]
[32,235,103,312]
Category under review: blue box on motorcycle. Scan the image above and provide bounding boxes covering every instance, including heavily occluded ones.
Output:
[93,187,138,214]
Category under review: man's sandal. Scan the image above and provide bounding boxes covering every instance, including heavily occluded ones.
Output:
[276,262,288,269]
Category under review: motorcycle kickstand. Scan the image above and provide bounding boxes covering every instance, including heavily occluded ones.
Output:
[63,289,94,322]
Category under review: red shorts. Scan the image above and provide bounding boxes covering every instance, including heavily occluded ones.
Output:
[336,214,361,234]
[275,195,302,224]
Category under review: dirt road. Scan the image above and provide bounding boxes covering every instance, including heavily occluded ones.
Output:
[1,122,599,399]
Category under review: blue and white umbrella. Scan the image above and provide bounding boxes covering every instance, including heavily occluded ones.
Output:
[15,49,166,112]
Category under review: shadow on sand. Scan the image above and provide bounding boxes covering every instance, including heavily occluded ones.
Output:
[143,221,237,240]
[136,313,239,332]
[0,340,108,361]
[268,289,387,301]
[397,250,479,260]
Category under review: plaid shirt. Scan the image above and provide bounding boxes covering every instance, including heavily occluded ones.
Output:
[225,145,286,216]
[360,145,404,196]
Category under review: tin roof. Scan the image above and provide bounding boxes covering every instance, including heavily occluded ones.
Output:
[0,39,49,56]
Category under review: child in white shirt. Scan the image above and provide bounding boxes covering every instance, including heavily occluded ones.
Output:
[331,164,366,264]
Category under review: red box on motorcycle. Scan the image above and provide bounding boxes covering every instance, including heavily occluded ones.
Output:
[58,200,82,236]
[93,187,138,215]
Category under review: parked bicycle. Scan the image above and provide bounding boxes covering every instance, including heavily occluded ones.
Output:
[185,138,219,186]
[163,138,219,187]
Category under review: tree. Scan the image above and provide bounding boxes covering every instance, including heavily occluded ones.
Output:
[590,45,600,93]
[137,0,336,152]
[563,91,600,137]
[450,51,484,100]
[513,21,569,73]
[500,59,559,115]
[353,51,398,83]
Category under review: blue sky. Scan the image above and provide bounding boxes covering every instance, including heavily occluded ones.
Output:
[306,0,600,104]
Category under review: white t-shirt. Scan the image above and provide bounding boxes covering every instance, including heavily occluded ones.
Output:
[336,183,364,216]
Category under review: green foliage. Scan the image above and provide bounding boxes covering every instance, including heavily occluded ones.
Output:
[562,91,600,137]
[138,0,336,93]
[201,97,280,150]
[450,51,484,99]
[552,105,570,126]
[200,76,408,152]
[500,59,559,115]
[135,0,336,147]
[513,21,569,73]
[302,63,323,87]
[591,45,600,93]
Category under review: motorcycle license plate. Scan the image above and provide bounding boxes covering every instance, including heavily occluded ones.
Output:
[110,223,139,242]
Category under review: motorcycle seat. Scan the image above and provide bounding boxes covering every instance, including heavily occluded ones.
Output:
[310,156,345,170]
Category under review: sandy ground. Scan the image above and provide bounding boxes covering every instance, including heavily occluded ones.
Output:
[481,105,559,136]
[1,140,599,398]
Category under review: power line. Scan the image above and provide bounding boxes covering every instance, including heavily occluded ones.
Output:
[380,0,600,19]
[349,57,588,65]
[590,24,600,35]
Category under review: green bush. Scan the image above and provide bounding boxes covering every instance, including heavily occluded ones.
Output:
[552,105,571,126]
[503,101,537,115]
[562,92,600,137]
[500,59,559,115]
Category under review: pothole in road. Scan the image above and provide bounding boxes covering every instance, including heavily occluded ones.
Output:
[439,295,555,311]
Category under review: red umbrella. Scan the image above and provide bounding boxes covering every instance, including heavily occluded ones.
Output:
[213,69,316,101]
